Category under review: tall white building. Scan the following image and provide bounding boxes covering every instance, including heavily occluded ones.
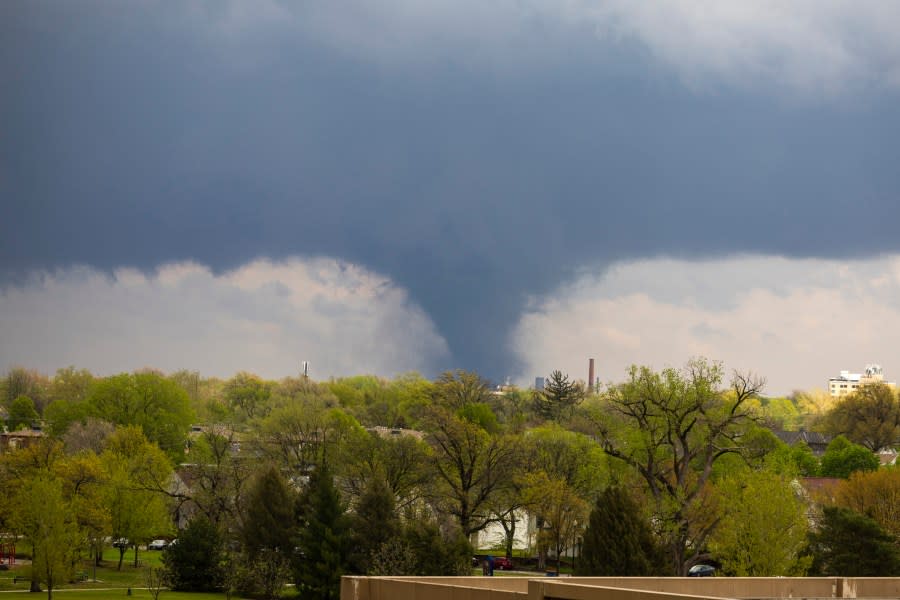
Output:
[828,364,895,398]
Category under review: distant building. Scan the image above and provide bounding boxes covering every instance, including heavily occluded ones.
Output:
[0,429,45,454]
[828,364,896,398]
[535,377,545,391]
[773,429,831,456]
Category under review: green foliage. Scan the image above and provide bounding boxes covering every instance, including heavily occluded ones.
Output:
[294,467,352,600]
[534,370,585,421]
[808,506,900,576]
[7,395,39,431]
[594,359,764,574]
[162,517,226,591]
[576,486,665,576]
[11,474,80,600]
[224,372,273,422]
[241,465,296,556]
[87,372,194,460]
[456,402,499,433]
[349,476,400,573]
[425,406,520,536]
[525,424,606,498]
[824,383,900,451]
[709,470,811,576]
[819,435,879,478]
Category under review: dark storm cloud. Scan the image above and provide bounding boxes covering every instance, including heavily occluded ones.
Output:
[3,2,900,379]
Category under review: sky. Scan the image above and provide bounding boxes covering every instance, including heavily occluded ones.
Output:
[3,1,900,395]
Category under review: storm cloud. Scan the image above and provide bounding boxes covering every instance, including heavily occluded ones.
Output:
[3,2,900,380]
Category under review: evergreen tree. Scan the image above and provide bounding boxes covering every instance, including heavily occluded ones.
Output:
[294,466,351,600]
[808,506,900,576]
[350,476,399,573]
[576,486,665,576]
[534,371,584,421]
[162,517,225,591]
[241,465,296,556]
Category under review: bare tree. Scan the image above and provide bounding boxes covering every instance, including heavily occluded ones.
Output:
[145,567,166,600]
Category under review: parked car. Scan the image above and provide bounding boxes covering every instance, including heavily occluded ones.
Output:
[148,539,168,550]
[687,564,715,577]
[493,557,514,570]
[112,538,130,549]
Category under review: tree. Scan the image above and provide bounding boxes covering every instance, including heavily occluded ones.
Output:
[11,475,80,600]
[808,506,900,576]
[432,370,492,410]
[87,372,194,460]
[522,472,589,574]
[163,516,226,591]
[424,406,519,537]
[4,367,51,413]
[534,370,585,421]
[339,430,429,512]
[819,435,879,478]
[294,466,352,600]
[349,476,400,573]
[576,486,665,576]
[834,468,900,539]
[591,358,765,574]
[101,427,172,570]
[241,465,296,556]
[709,470,810,576]
[7,395,39,431]
[824,383,900,451]
[224,372,273,422]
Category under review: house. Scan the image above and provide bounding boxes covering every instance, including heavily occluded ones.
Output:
[773,429,831,456]
[0,429,45,454]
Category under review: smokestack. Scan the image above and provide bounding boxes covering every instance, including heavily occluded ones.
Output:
[588,358,595,392]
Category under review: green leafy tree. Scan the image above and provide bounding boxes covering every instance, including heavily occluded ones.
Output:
[824,383,900,451]
[808,506,900,576]
[709,470,810,576]
[163,516,226,591]
[819,435,879,478]
[7,395,39,431]
[522,471,589,574]
[339,431,429,512]
[576,486,665,576]
[4,367,51,413]
[101,426,173,570]
[592,358,765,574]
[294,466,352,600]
[12,474,80,600]
[87,372,194,460]
[424,406,520,537]
[224,372,273,422]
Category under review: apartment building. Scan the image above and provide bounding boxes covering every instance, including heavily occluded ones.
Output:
[828,364,896,398]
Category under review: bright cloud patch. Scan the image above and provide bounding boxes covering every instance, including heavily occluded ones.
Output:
[511,255,900,395]
[0,258,449,379]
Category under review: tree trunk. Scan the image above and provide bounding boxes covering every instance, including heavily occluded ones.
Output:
[117,547,125,571]
[133,545,139,568]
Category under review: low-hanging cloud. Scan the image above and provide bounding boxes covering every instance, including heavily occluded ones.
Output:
[0,258,449,380]
[512,255,900,395]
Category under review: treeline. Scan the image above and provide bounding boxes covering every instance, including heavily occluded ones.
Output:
[3,360,900,600]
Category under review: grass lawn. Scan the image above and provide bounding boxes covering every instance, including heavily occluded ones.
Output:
[0,547,167,592]
[0,592,234,600]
